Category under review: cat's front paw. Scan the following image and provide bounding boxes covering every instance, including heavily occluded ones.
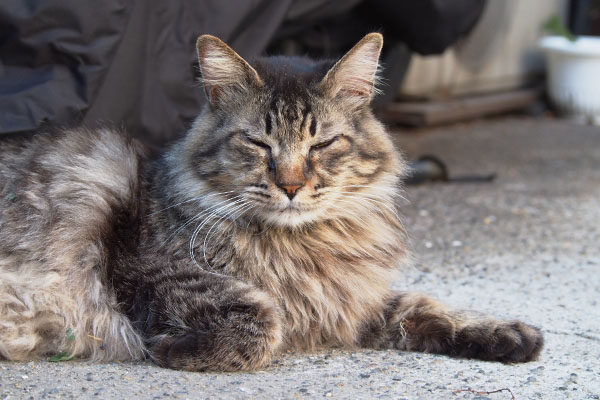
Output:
[150,288,283,371]
[454,320,544,363]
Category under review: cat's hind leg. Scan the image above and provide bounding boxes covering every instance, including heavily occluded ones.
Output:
[361,291,543,363]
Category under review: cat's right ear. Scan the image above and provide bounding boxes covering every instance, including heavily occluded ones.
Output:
[196,35,263,107]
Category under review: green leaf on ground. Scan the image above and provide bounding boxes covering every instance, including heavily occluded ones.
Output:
[48,352,74,362]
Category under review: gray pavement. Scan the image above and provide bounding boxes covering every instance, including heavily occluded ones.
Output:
[1,116,599,399]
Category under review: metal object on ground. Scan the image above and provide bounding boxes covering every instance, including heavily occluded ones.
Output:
[406,155,496,185]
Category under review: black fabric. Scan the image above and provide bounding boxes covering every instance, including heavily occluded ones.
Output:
[0,0,484,146]
[358,0,486,55]
[269,0,485,57]
[0,1,128,135]
[0,0,301,146]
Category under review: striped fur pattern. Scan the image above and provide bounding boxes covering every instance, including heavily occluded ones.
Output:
[0,34,542,370]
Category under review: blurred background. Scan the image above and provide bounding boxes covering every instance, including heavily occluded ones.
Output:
[1,0,598,148]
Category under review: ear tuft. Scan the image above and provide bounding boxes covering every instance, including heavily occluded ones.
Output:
[321,33,383,106]
[196,35,262,106]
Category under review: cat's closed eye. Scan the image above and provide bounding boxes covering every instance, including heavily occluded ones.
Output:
[310,135,341,151]
[241,133,276,170]
[243,134,271,151]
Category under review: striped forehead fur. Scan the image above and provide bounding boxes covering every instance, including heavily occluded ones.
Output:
[254,56,329,136]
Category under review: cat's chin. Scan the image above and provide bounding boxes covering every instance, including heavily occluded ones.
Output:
[259,207,326,229]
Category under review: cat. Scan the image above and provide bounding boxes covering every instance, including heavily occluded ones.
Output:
[0,33,543,370]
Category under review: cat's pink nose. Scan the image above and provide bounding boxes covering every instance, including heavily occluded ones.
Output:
[278,183,303,200]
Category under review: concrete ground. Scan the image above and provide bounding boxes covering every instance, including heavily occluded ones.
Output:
[1,116,599,399]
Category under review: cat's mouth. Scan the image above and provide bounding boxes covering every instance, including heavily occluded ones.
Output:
[243,191,326,226]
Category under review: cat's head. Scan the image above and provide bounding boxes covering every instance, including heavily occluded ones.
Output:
[171,33,406,228]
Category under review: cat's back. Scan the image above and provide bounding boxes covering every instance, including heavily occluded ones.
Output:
[0,128,144,258]
[1,128,143,189]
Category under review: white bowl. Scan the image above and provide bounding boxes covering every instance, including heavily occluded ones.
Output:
[540,36,600,124]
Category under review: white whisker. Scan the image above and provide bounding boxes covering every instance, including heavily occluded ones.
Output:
[188,197,249,275]
[201,201,253,270]
[336,192,401,221]
[335,184,408,203]
[165,195,244,245]
[342,194,405,231]
[147,190,238,216]
[327,198,369,225]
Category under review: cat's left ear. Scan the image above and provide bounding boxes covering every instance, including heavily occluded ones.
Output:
[196,35,263,107]
[320,33,383,107]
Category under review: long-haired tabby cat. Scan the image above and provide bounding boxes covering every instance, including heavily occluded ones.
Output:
[0,33,542,370]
